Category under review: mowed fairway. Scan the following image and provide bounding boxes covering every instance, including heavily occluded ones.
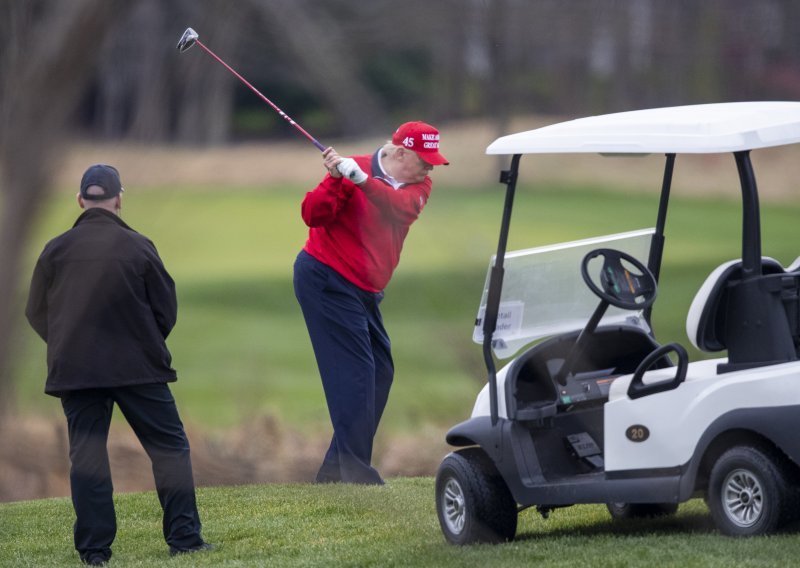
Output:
[2,479,800,567]
[14,180,800,437]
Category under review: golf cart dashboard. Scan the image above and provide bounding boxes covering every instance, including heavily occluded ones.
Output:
[509,325,668,422]
[557,368,618,406]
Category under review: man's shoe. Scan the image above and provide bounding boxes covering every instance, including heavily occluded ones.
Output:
[82,552,110,566]
[169,542,215,556]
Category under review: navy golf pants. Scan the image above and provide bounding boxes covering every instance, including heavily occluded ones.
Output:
[60,384,204,561]
[294,250,393,484]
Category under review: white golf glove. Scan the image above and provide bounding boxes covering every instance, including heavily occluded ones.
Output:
[336,158,368,184]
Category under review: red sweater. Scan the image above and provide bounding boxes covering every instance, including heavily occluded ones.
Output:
[301,150,432,292]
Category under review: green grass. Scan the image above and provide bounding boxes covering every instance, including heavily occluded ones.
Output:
[11,182,800,434]
[2,478,800,567]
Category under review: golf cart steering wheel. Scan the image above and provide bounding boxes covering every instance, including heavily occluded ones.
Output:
[581,248,657,310]
[555,248,657,386]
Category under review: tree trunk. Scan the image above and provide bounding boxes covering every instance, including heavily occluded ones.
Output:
[174,1,241,145]
[127,0,173,142]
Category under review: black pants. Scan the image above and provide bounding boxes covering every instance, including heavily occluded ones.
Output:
[294,250,393,484]
[60,384,203,560]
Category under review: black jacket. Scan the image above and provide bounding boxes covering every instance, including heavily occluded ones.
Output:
[26,208,178,396]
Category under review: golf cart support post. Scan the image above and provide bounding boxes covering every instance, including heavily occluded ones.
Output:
[482,154,521,426]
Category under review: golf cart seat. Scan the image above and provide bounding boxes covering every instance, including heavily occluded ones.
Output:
[686,257,800,372]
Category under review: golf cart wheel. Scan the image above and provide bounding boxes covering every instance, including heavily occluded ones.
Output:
[607,502,678,519]
[708,446,788,536]
[435,448,517,545]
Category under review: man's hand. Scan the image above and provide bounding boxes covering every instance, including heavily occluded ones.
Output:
[336,158,368,184]
[322,147,343,178]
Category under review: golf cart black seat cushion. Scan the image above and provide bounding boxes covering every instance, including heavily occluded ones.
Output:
[686,257,785,352]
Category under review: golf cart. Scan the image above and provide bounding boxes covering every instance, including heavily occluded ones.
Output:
[435,102,800,543]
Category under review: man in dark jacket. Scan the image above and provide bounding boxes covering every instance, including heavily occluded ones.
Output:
[26,164,212,565]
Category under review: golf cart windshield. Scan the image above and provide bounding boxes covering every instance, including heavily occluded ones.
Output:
[473,229,655,359]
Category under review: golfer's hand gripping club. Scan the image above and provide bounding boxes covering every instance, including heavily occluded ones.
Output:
[336,158,368,184]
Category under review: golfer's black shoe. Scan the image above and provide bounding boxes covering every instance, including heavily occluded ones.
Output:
[169,542,215,556]
[82,552,110,566]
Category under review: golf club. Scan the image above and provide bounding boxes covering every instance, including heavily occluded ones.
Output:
[177,27,326,152]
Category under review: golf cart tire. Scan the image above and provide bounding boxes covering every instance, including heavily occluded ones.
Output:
[435,448,518,545]
[707,445,789,536]
[606,502,679,519]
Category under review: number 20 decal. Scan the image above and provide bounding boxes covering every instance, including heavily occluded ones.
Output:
[625,424,650,442]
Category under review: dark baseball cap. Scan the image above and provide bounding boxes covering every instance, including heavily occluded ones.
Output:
[80,164,124,200]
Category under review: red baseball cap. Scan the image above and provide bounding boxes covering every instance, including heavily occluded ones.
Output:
[392,121,449,166]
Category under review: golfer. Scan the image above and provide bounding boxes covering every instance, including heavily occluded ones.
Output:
[25,165,212,565]
[294,121,448,484]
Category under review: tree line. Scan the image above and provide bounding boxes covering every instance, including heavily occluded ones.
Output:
[76,0,800,145]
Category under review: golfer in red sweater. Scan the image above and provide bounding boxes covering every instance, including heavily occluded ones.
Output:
[294,121,448,484]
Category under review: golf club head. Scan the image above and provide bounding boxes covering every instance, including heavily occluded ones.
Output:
[177,28,199,52]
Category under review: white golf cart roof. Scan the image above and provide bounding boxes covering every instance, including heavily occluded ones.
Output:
[486,101,800,155]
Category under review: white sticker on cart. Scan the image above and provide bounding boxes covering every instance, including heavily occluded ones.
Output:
[474,301,524,341]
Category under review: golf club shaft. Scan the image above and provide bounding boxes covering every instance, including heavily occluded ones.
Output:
[194,39,325,152]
